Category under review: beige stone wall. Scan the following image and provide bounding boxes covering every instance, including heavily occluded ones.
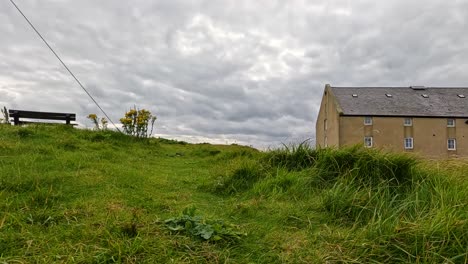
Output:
[340,116,404,152]
[316,85,341,148]
[412,118,447,158]
[454,119,468,158]
[339,116,468,158]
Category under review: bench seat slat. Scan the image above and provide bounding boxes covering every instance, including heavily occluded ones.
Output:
[9,110,76,120]
[10,115,76,121]
[8,109,77,125]
[15,120,78,126]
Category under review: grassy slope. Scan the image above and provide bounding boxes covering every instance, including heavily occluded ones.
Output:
[0,125,467,263]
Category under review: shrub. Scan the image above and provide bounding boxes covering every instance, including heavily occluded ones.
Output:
[87,113,108,130]
[120,107,157,138]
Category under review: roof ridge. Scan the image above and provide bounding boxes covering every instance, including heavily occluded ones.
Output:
[331,86,468,89]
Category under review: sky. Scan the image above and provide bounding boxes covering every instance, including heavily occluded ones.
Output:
[1,0,468,148]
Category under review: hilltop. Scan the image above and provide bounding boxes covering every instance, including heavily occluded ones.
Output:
[0,125,467,263]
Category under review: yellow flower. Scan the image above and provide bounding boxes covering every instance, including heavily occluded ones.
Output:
[87,114,97,120]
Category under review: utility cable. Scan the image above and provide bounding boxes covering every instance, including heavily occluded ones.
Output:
[9,0,121,132]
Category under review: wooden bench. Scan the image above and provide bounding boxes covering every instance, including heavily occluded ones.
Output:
[9,109,76,126]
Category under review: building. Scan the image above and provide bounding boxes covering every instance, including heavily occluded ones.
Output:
[316,84,468,158]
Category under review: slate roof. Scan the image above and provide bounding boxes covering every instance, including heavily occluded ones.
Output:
[330,86,468,117]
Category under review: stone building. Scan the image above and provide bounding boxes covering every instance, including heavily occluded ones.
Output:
[316,84,468,158]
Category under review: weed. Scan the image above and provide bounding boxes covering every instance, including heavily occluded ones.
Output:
[1,106,9,124]
[165,207,244,243]
[87,113,108,130]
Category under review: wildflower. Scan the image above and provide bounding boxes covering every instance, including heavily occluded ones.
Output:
[120,107,157,138]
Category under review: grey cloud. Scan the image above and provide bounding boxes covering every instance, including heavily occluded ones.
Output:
[1,0,468,148]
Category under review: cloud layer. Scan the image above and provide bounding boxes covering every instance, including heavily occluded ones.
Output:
[1,0,468,148]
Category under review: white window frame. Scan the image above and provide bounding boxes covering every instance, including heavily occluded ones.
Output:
[448,139,456,150]
[364,136,373,148]
[404,137,413,149]
[364,116,373,125]
[404,118,413,126]
[447,119,455,127]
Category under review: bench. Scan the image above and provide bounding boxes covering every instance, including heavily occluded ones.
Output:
[9,109,76,126]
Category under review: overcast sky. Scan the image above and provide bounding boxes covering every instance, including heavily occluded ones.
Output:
[1,0,468,148]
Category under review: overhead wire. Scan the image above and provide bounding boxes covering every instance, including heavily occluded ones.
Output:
[9,0,121,132]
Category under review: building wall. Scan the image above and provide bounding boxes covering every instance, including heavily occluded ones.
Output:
[339,116,468,158]
[316,85,341,148]
[412,118,448,158]
[457,119,468,157]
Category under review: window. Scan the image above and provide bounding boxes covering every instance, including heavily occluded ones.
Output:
[364,137,373,148]
[352,94,358,98]
[364,116,373,125]
[404,138,413,149]
[385,93,393,98]
[458,94,465,98]
[404,118,413,126]
[448,139,456,150]
[410,86,425,90]
[421,94,429,98]
[447,119,455,127]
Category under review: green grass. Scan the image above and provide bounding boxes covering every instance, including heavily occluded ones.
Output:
[0,125,467,263]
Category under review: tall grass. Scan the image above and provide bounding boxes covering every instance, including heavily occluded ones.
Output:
[212,142,468,263]
[263,141,317,171]
[213,159,268,194]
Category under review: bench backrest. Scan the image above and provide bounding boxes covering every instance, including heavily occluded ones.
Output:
[9,109,76,125]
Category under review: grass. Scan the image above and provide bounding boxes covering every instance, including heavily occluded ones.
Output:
[0,124,467,263]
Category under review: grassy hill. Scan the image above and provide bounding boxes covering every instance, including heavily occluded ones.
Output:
[0,125,467,263]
